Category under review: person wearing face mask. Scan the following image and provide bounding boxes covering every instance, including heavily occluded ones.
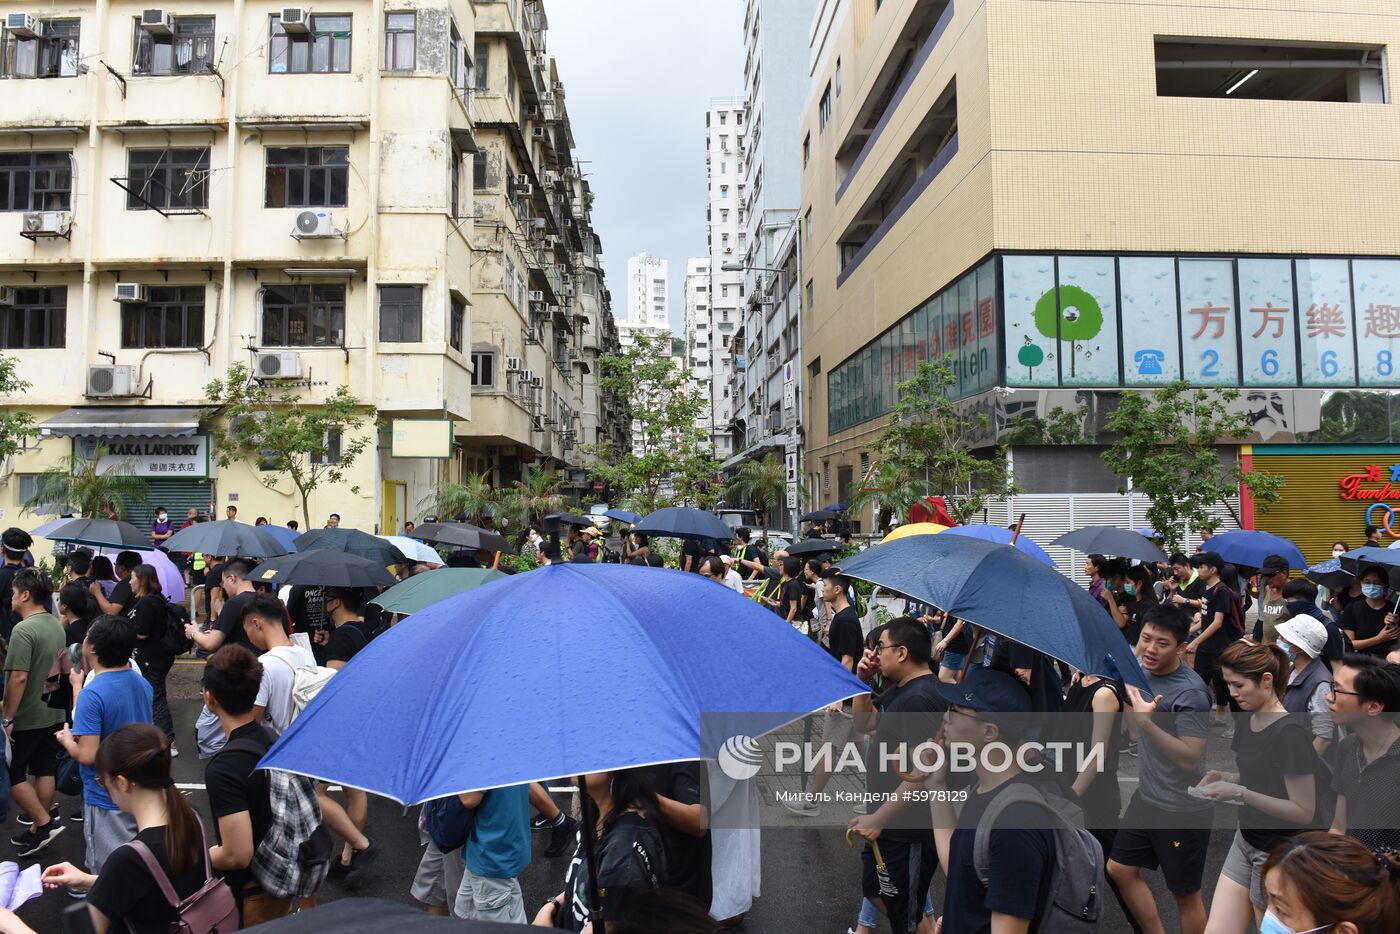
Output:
[1275,616,1336,755]
[150,507,172,551]
[1260,831,1400,934]
[1340,566,1399,658]
[1328,542,1364,620]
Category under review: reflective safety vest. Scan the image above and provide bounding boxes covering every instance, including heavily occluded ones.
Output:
[192,552,206,572]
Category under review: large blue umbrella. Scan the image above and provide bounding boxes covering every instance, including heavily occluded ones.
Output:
[1339,546,1400,575]
[262,563,866,803]
[834,535,1149,692]
[259,525,300,552]
[633,506,734,541]
[602,509,640,525]
[1305,559,1353,592]
[1206,529,1306,570]
[943,525,1057,568]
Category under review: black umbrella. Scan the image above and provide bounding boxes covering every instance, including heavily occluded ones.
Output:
[295,528,407,565]
[162,519,288,558]
[633,506,734,541]
[244,549,398,588]
[1051,526,1169,563]
[786,538,843,557]
[798,511,832,523]
[409,522,510,554]
[240,897,520,932]
[42,517,150,549]
[544,511,592,528]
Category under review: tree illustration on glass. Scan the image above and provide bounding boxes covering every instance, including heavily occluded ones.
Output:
[1017,338,1045,379]
[1034,285,1103,378]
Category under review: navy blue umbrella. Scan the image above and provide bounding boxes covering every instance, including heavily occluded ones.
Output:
[825,503,848,512]
[1305,559,1353,592]
[1339,546,1400,575]
[944,525,1057,568]
[633,506,735,541]
[1206,529,1306,571]
[835,535,1149,691]
[259,525,300,552]
[799,510,832,522]
[602,509,640,524]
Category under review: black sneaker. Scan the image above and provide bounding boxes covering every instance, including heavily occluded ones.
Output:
[17,805,59,828]
[70,810,84,823]
[531,814,555,832]
[544,815,578,858]
[12,821,65,857]
[328,859,351,878]
[342,842,379,891]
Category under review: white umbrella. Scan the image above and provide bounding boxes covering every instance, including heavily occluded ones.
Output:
[378,535,442,564]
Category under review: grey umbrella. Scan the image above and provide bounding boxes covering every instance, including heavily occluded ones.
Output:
[295,528,409,565]
[43,518,151,549]
[1052,526,1170,563]
[244,550,399,588]
[163,519,289,558]
[408,522,510,554]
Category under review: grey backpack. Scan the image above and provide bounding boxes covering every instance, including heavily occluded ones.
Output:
[972,781,1104,933]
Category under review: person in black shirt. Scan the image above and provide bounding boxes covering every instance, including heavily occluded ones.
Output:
[1190,552,1240,724]
[128,565,177,752]
[643,762,711,909]
[319,587,377,882]
[94,551,141,618]
[286,585,330,664]
[731,528,767,581]
[0,528,33,644]
[776,557,812,631]
[323,587,370,669]
[57,582,99,654]
[1341,566,1399,657]
[186,561,260,657]
[1326,654,1400,853]
[1164,552,1206,615]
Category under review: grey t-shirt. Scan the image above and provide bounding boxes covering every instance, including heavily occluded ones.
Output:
[1138,662,1213,812]
[1257,592,1290,644]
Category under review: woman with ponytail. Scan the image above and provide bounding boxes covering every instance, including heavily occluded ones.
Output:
[1262,832,1400,934]
[1198,641,1321,934]
[0,724,210,933]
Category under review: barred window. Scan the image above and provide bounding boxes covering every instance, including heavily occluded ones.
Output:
[261,284,346,347]
[0,286,65,349]
[120,286,204,348]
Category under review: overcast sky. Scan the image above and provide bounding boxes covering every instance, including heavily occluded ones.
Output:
[546,0,746,332]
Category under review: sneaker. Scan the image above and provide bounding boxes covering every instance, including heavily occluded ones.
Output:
[1221,723,1236,739]
[11,821,65,857]
[781,799,820,818]
[341,842,379,891]
[531,814,556,832]
[1125,741,1139,758]
[851,802,870,816]
[1210,718,1229,730]
[17,805,59,828]
[544,814,579,858]
[169,743,179,759]
[328,859,351,878]
[69,811,84,823]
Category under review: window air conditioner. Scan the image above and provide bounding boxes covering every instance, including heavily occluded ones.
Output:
[114,283,148,304]
[517,182,533,197]
[280,7,311,33]
[87,365,138,398]
[527,290,544,304]
[140,9,174,35]
[21,211,71,238]
[504,355,522,372]
[4,13,42,38]
[0,287,14,307]
[291,210,339,240]
[526,104,540,118]
[531,376,543,388]
[532,127,546,140]
[254,351,303,379]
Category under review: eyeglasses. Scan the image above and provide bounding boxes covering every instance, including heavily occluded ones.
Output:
[1328,687,1361,698]
[877,642,906,654]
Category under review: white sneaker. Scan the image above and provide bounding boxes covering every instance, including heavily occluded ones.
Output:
[781,798,820,817]
[852,802,870,816]
[170,743,179,758]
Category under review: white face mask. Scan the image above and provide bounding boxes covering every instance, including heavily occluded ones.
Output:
[1333,548,1346,557]
[157,513,167,521]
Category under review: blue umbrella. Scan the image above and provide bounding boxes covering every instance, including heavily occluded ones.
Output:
[602,509,640,525]
[633,506,735,541]
[262,563,866,803]
[260,525,300,552]
[1339,546,1400,576]
[834,535,1149,692]
[942,525,1057,568]
[825,503,848,512]
[1206,529,1306,571]
[1305,559,1353,592]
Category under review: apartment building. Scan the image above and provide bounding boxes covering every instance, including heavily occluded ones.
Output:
[704,99,746,461]
[801,0,1400,556]
[625,251,669,329]
[0,0,619,533]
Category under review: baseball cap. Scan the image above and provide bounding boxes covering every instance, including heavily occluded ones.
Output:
[935,666,1032,714]
[1191,551,1225,570]
[1,528,32,556]
[1276,616,1329,659]
[1261,555,1291,576]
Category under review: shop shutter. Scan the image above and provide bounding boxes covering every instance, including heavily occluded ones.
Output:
[123,478,214,538]
[1252,453,1396,566]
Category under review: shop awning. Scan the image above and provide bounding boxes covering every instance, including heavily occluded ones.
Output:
[40,407,202,439]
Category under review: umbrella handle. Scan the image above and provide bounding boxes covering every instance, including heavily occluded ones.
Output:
[1010,513,1027,544]
[844,829,888,872]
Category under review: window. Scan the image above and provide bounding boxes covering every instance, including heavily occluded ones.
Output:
[737,110,744,124]
[449,146,461,218]
[804,208,812,242]
[721,285,730,297]
[261,284,346,346]
[17,474,67,513]
[835,58,842,96]
[1,19,79,78]
[719,112,727,125]
[126,149,210,211]
[120,286,204,348]
[472,151,488,189]
[133,16,214,75]
[720,135,728,150]
[819,83,832,130]
[802,134,810,167]
[805,279,814,310]
[384,12,415,71]
[720,185,729,199]
[449,23,468,100]
[270,14,351,74]
[310,430,342,466]
[265,147,348,208]
[1155,39,1386,102]
[379,285,423,342]
[505,254,518,307]
[0,286,64,349]
[474,41,489,89]
[450,297,465,351]
[0,151,72,212]
[471,351,496,387]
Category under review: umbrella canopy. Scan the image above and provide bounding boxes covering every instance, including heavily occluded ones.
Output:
[262,563,866,804]
[408,522,510,554]
[368,568,506,616]
[43,517,151,549]
[1206,529,1306,571]
[242,897,520,932]
[258,525,301,552]
[798,511,833,523]
[881,522,950,543]
[94,546,185,603]
[943,525,1057,568]
[163,520,288,558]
[835,535,1149,692]
[785,538,843,557]
[1304,559,1353,592]
[296,528,407,566]
[378,535,442,564]
[246,550,398,588]
[633,507,734,541]
[28,517,76,538]
[543,512,592,528]
[602,509,640,525]
[1051,526,1169,564]
[1339,546,1400,575]
[825,504,848,512]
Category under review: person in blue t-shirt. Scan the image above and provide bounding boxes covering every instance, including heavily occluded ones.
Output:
[453,783,530,923]
[56,614,154,874]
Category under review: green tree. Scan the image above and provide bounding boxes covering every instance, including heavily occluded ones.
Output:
[725,454,788,540]
[428,472,500,526]
[848,461,926,531]
[203,364,373,530]
[1000,405,1085,446]
[503,467,564,529]
[583,331,718,513]
[1104,382,1285,551]
[1034,285,1103,379]
[0,354,36,461]
[22,445,148,518]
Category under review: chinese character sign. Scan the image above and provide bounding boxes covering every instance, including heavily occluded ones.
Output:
[1297,258,1356,386]
[1118,256,1181,385]
[1351,260,1400,387]
[1238,258,1297,386]
[1179,259,1238,386]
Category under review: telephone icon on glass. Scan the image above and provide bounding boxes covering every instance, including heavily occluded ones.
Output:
[1134,349,1166,376]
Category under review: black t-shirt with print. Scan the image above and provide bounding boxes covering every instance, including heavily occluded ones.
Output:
[87,827,209,934]
[1200,583,1240,653]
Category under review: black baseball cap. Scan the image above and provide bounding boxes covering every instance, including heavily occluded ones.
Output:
[935,666,1032,714]
[1191,551,1225,571]
[1260,555,1291,576]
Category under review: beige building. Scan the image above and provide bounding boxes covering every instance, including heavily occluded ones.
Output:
[801,0,1400,542]
[0,0,620,536]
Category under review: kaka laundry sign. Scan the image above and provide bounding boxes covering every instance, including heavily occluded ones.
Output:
[78,436,209,478]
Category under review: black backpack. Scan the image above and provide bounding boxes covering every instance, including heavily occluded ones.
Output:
[160,601,194,656]
[424,791,486,853]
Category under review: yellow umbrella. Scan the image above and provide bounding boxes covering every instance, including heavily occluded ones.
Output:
[881,522,950,543]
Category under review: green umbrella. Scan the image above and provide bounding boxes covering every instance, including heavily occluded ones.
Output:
[367,568,506,616]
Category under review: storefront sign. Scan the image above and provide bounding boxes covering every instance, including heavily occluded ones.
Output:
[78,436,209,478]
[1338,464,1400,501]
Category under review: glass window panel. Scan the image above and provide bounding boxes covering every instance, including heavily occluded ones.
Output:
[1296,259,1356,386]
[1238,258,1297,387]
[1351,259,1400,387]
[973,259,999,396]
[1119,256,1181,386]
[1056,255,1119,386]
[1178,259,1238,386]
[925,293,944,364]
[912,304,928,365]
[951,274,976,397]
[1002,256,1058,386]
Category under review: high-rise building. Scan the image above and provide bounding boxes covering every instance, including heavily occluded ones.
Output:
[625,252,670,330]
[705,99,747,460]
[683,257,714,436]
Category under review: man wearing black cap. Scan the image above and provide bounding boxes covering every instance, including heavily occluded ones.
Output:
[0,528,33,645]
[1188,551,1238,727]
[1254,554,1291,644]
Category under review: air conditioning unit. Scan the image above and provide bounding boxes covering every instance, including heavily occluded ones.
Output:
[526,104,540,118]
[541,172,557,186]
[552,80,563,93]
[504,355,522,372]
[531,127,546,140]
[114,283,148,304]
[527,290,544,304]
[21,211,71,238]
[544,235,559,248]
[517,182,533,197]
[254,351,303,379]
[87,365,138,398]
[291,210,339,239]
[140,9,174,35]
[520,369,534,383]
[529,217,546,230]
[4,13,41,37]
[530,376,543,388]
[280,7,311,32]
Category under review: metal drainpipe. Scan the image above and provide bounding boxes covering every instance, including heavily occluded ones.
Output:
[365,0,385,531]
